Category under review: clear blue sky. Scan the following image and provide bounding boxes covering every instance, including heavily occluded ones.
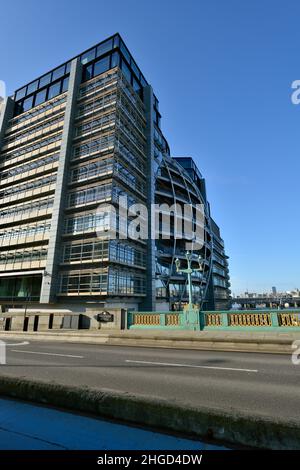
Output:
[1,0,299,295]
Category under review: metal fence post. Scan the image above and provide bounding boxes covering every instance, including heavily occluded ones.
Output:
[270,311,279,327]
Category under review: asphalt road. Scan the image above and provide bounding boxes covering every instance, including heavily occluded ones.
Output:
[0,339,299,423]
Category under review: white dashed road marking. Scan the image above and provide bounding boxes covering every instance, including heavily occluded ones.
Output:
[10,350,84,359]
[125,359,258,373]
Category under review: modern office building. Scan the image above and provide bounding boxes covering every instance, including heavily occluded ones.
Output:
[0,33,230,329]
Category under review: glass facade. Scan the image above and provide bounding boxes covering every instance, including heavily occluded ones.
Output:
[154,153,213,309]
[0,33,230,314]
[0,276,42,300]
[13,34,149,116]
[14,63,70,115]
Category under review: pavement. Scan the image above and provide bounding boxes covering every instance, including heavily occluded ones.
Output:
[0,338,299,423]
[0,328,299,354]
[0,398,226,450]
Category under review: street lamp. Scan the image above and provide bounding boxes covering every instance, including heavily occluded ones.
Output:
[175,251,204,329]
[175,251,203,309]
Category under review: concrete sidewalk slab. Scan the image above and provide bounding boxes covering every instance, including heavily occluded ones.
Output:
[0,375,298,449]
[0,329,299,354]
[0,398,224,450]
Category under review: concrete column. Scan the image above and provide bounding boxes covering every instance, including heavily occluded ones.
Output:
[10,316,25,331]
[36,315,50,331]
[141,85,156,311]
[40,58,82,303]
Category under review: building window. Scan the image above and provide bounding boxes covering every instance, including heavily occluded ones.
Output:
[83,64,93,82]
[48,82,61,100]
[113,35,120,48]
[39,73,52,88]
[23,96,34,112]
[61,77,69,93]
[120,41,131,64]
[81,48,96,65]
[64,212,111,235]
[121,60,131,84]
[65,62,71,74]
[26,80,39,95]
[59,270,108,294]
[62,240,109,263]
[132,76,141,94]
[93,56,110,78]
[0,276,42,300]
[52,65,66,81]
[15,87,27,101]
[96,39,113,58]
[111,51,120,68]
[108,270,145,295]
[34,89,47,106]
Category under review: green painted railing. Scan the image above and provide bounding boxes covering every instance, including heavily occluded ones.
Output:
[127,311,187,329]
[127,309,300,331]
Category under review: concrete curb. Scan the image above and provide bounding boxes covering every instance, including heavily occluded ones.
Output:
[0,374,299,449]
[0,330,297,354]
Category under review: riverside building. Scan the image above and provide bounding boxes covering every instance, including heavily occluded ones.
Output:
[0,34,230,330]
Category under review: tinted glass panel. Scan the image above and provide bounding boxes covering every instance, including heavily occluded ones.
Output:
[15,87,27,101]
[62,77,69,93]
[96,39,113,58]
[140,76,147,88]
[27,80,39,95]
[121,60,131,83]
[81,48,96,64]
[120,41,131,63]
[15,102,24,115]
[65,62,71,74]
[48,82,61,99]
[83,64,93,81]
[113,35,120,48]
[93,56,110,77]
[131,60,139,79]
[132,77,141,94]
[23,96,34,112]
[52,65,65,81]
[111,51,120,68]
[39,73,52,87]
[34,89,47,106]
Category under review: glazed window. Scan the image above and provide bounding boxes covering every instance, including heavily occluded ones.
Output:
[93,56,110,77]
[48,82,61,100]
[26,80,39,95]
[39,73,52,88]
[23,96,34,112]
[96,39,113,58]
[81,48,96,65]
[34,89,47,106]
[52,65,66,81]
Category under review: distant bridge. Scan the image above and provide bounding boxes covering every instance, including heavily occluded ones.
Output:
[232,297,300,309]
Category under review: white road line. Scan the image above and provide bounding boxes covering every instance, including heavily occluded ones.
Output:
[10,350,84,359]
[125,359,258,373]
